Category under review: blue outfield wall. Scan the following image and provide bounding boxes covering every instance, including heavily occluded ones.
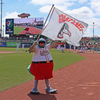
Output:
[0,42,7,47]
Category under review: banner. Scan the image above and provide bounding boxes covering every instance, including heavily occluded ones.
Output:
[41,7,88,46]
[0,42,7,47]
[6,19,14,34]
[7,42,20,47]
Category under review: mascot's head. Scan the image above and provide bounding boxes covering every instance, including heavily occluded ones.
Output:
[38,38,46,48]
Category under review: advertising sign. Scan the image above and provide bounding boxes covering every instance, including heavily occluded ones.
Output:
[6,19,14,34]
[0,42,7,47]
[7,42,20,47]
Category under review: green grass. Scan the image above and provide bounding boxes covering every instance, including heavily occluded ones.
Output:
[0,47,28,51]
[0,48,85,92]
[14,26,24,34]
[50,49,85,71]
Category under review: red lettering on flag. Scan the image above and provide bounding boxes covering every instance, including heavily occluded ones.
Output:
[59,14,84,31]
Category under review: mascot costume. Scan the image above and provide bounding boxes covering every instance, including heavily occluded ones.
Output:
[29,35,58,94]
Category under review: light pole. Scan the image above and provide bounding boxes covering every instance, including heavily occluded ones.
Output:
[0,0,4,37]
[93,22,94,53]
[3,24,4,37]
[93,22,94,38]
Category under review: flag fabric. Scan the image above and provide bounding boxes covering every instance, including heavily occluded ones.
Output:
[41,7,88,46]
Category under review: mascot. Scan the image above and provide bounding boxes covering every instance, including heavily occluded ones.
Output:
[29,35,58,94]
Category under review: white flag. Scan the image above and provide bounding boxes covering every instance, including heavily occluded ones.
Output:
[41,7,88,46]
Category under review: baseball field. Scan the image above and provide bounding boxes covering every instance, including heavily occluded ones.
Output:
[0,47,85,92]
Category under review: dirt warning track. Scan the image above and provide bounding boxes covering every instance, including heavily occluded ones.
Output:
[0,51,19,54]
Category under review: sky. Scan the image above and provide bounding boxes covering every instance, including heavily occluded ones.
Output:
[0,0,100,37]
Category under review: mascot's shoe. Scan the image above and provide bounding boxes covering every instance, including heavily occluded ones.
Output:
[30,89,40,94]
[45,87,57,93]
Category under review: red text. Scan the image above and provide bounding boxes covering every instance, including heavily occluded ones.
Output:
[59,14,84,31]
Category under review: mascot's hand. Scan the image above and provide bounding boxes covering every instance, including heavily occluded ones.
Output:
[29,41,38,52]
[33,41,38,46]
[50,40,58,48]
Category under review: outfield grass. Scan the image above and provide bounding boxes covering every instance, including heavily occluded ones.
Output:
[0,47,85,92]
[0,47,28,51]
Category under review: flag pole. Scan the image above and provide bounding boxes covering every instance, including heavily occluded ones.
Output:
[37,4,54,40]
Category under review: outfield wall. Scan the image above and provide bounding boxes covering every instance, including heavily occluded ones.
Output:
[0,42,68,48]
[0,42,32,47]
[0,42,6,47]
